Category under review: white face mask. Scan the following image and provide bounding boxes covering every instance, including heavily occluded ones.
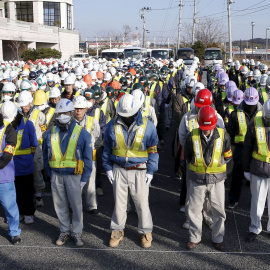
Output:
[57,114,71,124]
[127,80,132,85]
[77,76,82,80]
[91,81,95,85]
[97,80,102,84]
[87,101,93,108]
[135,74,140,77]
[2,95,12,101]
[36,104,47,111]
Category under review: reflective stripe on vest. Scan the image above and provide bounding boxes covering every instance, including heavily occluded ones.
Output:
[101,98,109,117]
[112,118,148,158]
[29,109,40,128]
[235,110,247,143]
[45,107,55,126]
[149,82,157,99]
[0,120,10,154]
[14,118,31,155]
[189,128,226,174]
[94,108,101,122]
[49,125,82,168]
[142,96,151,118]
[188,111,199,132]
[46,91,50,101]
[159,81,164,91]
[221,91,226,99]
[114,99,119,109]
[85,116,94,134]
[238,75,242,87]
[182,96,190,111]
[252,111,270,163]
[261,88,268,103]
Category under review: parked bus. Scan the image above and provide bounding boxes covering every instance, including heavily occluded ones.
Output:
[123,47,148,60]
[69,52,90,61]
[204,47,223,68]
[151,48,174,60]
[177,48,194,65]
[101,49,124,60]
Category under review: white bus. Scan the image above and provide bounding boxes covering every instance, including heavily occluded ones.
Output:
[204,47,223,68]
[101,49,124,60]
[123,47,148,60]
[151,48,174,60]
[69,52,90,61]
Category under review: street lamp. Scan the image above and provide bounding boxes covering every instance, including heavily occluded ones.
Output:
[266,28,269,60]
[251,22,255,58]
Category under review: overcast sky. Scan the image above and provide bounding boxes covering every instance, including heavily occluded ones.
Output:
[74,0,270,44]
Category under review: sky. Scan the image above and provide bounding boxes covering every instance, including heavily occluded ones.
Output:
[73,0,270,44]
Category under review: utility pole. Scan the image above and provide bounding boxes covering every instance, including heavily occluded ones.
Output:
[96,37,98,56]
[141,7,151,48]
[168,38,170,48]
[110,37,111,49]
[251,22,255,58]
[227,0,233,60]
[123,37,125,47]
[154,37,156,48]
[177,0,183,50]
[240,39,242,57]
[192,0,196,45]
[266,28,269,60]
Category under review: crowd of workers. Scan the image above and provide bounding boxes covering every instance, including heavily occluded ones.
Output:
[0,55,269,251]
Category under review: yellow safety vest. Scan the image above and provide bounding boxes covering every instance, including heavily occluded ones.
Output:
[221,91,226,99]
[45,107,55,126]
[188,111,199,132]
[14,118,32,155]
[84,116,96,161]
[159,81,164,91]
[0,120,11,154]
[49,125,83,170]
[46,91,50,101]
[101,98,110,123]
[235,110,247,143]
[238,75,242,87]
[112,118,148,158]
[142,96,151,118]
[261,88,268,103]
[252,111,270,163]
[29,109,40,128]
[94,108,101,122]
[182,96,191,111]
[189,128,226,174]
[223,104,234,123]
[149,82,157,99]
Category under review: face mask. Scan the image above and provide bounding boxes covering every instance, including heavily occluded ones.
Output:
[91,81,95,85]
[127,80,132,85]
[87,101,93,108]
[3,95,12,101]
[97,80,102,84]
[77,76,82,80]
[136,74,140,77]
[36,104,47,111]
[56,114,71,124]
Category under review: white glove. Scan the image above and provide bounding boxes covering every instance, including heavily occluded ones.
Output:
[145,173,153,186]
[244,172,251,181]
[80,182,86,191]
[106,170,114,184]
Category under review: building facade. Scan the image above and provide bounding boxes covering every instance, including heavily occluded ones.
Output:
[0,0,79,60]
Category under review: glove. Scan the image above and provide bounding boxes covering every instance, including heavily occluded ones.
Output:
[80,182,86,191]
[106,170,114,184]
[145,173,153,186]
[244,172,251,181]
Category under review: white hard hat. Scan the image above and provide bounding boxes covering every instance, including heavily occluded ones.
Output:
[81,81,88,90]
[250,59,255,66]
[49,87,61,98]
[17,91,33,107]
[116,93,141,117]
[263,99,270,120]
[266,76,270,88]
[60,71,69,81]
[74,81,81,91]
[46,72,54,83]
[90,71,97,80]
[30,80,38,92]
[104,72,112,81]
[109,67,116,76]
[192,82,204,95]
[36,74,47,90]
[9,70,18,80]
[131,89,145,107]
[64,75,75,85]
[73,95,87,109]
[21,70,29,77]
[260,74,268,86]
[186,75,197,88]
[55,98,74,113]
[1,101,18,123]
[241,66,248,75]
[2,82,16,93]
[75,67,83,76]
[20,79,32,91]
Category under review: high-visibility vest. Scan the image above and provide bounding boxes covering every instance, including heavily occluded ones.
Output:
[159,81,164,91]
[94,108,101,122]
[252,111,270,163]
[29,109,40,128]
[0,120,12,154]
[234,110,247,143]
[261,88,268,103]
[221,91,226,99]
[189,128,226,174]
[84,116,96,161]
[149,81,157,99]
[101,98,110,123]
[238,75,242,87]
[188,111,199,132]
[14,118,32,155]
[112,118,148,158]
[45,107,55,126]
[142,96,151,118]
[182,96,191,111]
[223,104,234,123]
[49,125,83,169]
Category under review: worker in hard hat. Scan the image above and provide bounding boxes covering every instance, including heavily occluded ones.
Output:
[48,87,61,108]
[103,94,159,249]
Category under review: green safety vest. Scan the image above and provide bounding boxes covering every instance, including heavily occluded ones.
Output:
[252,111,270,163]
[112,118,148,158]
[234,110,247,143]
[49,125,83,168]
[261,88,268,104]
[189,128,226,174]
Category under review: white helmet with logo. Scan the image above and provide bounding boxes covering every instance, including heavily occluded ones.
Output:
[55,98,74,113]
[73,95,87,109]
[17,91,33,107]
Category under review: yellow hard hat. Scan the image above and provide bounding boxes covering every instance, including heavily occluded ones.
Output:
[33,89,47,105]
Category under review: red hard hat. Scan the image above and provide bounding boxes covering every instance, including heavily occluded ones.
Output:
[197,106,217,130]
[194,89,213,108]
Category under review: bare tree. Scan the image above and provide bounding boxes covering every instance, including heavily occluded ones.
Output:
[123,25,132,41]
[8,37,26,60]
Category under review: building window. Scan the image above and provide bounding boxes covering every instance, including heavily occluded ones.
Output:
[67,4,72,30]
[4,2,8,18]
[16,1,34,22]
[43,2,61,27]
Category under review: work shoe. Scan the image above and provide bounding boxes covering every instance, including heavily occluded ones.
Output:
[227,201,238,209]
[179,205,185,213]
[73,234,84,247]
[11,236,21,245]
[141,233,152,248]
[89,209,99,215]
[213,241,224,251]
[19,215,24,221]
[36,197,44,207]
[187,242,199,250]
[109,230,124,248]
[56,233,70,246]
[246,232,258,242]
[24,215,34,224]
[96,188,104,196]
[182,220,189,230]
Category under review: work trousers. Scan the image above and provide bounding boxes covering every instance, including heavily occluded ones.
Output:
[0,182,21,237]
[96,147,103,189]
[229,161,244,203]
[34,145,46,192]
[84,160,97,211]
[188,180,226,244]
[249,174,270,234]
[15,174,35,216]
[51,172,83,236]
[157,112,166,141]
[111,164,153,234]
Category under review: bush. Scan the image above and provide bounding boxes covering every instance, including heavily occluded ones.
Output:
[21,48,62,61]
[191,41,206,61]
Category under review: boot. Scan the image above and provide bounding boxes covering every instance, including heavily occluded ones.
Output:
[141,232,152,248]
[109,230,124,248]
